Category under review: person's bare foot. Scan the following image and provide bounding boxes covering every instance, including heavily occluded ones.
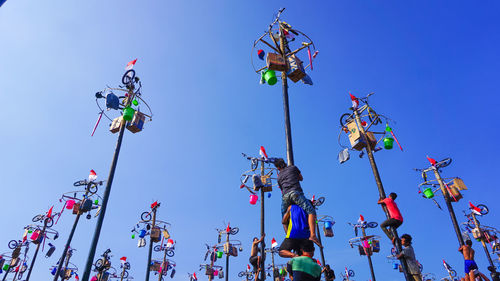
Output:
[309,235,323,248]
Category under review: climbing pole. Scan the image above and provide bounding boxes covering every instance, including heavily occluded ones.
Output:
[338,92,411,280]
[252,8,318,166]
[81,60,153,281]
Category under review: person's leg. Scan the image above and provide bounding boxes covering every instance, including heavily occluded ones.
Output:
[380,219,394,240]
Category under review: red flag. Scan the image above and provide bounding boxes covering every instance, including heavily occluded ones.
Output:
[151,201,158,209]
[193,272,197,280]
[469,202,482,215]
[271,238,278,248]
[349,93,359,109]
[47,206,54,218]
[247,264,251,271]
[259,146,268,159]
[358,215,365,224]
[89,170,97,182]
[125,59,137,70]
[120,257,127,263]
[226,223,230,233]
[426,156,437,166]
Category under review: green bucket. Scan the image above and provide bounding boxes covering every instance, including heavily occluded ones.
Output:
[264,70,277,85]
[383,137,394,149]
[279,268,285,276]
[123,107,135,121]
[3,264,9,271]
[217,251,223,258]
[423,187,434,199]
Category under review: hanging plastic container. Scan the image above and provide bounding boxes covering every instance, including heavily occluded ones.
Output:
[257,49,265,60]
[383,137,394,149]
[279,268,285,276]
[3,264,9,271]
[217,251,223,258]
[131,234,135,239]
[249,194,258,205]
[325,221,333,229]
[51,267,57,275]
[66,200,75,209]
[139,229,147,238]
[264,69,277,85]
[423,187,434,199]
[214,269,219,276]
[362,240,370,248]
[123,107,135,121]
[392,262,398,270]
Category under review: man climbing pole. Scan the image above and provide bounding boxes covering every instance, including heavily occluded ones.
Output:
[377,192,403,240]
[392,234,422,281]
[279,205,310,258]
[286,240,322,281]
[274,158,321,247]
[249,235,265,281]
[460,240,479,281]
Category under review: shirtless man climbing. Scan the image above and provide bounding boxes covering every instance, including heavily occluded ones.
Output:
[459,240,478,281]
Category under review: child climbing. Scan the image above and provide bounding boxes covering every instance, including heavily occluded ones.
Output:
[279,204,310,258]
[377,192,403,240]
[459,240,478,281]
[249,235,265,281]
[274,158,321,247]
[392,234,422,281]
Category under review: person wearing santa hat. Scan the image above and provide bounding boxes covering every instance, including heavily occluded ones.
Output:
[274,158,321,247]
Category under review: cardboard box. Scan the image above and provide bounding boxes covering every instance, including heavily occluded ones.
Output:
[348,120,376,150]
[447,187,463,202]
[72,203,81,215]
[287,55,306,82]
[109,116,123,134]
[266,53,287,72]
[126,111,145,133]
[261,175,273,192]
[452,178,467,190]
[371,240,380,252]
[151,227,161,243]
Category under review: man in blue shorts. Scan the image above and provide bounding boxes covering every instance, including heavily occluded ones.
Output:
[460,240,478,281]
[274,158,321,247]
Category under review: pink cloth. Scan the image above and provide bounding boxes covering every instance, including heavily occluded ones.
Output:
[383,198,403,221]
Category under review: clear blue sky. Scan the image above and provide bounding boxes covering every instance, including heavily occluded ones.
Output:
[1,1,499,280]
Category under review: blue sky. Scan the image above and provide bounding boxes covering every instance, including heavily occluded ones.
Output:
[1,1,499,280]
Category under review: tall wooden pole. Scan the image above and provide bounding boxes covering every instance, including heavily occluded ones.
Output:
[353,110,411,281]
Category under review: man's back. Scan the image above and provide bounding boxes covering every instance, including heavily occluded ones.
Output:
[287,256,321,281]
[461,245,475,260]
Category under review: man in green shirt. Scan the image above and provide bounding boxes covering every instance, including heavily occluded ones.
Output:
[287,240,322,281]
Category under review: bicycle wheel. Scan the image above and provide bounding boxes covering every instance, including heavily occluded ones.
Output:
[32,214,43,223]
[45,217,54,228]
[340,113,355,127]
[87,182,98,194]
[17,272,23,280]
[122,69,136,85]
[238,272,245,277]
[166,249,174,257]
[95,259,104,271]
[122,270,129,278]
[251,159,258,170]
[450,269,457,277]
[367,222,378,228]
[154,245,162,252]
[230,227,239,235]
[312,197,325,207]
[73,180,87,187]
[436,158,452,168]
[477,204,489,215]
[141,212,152,222]
[8,240,18,249]
[348,270,355,277]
